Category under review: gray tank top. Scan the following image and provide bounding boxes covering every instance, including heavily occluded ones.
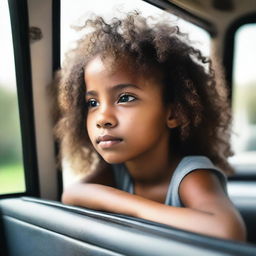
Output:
[112,156,227,207]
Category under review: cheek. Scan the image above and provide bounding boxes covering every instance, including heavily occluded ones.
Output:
[86,114,94,142]
[120,108,168,135]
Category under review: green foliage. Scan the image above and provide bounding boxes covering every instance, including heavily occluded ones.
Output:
[233,82,256,124]
[246,85,256,124]
[0,86,23,164]
[0,163,25,194]
[0,87,25,194]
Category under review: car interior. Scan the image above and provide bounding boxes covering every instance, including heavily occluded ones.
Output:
[1,0,256,255]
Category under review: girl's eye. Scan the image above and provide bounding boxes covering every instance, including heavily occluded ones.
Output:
[118,94,136,103]
[87,99,99,108]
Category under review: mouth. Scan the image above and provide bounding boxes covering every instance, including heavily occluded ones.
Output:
[96,135,123,149]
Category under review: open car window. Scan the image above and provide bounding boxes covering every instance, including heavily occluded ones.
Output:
[0,0,25,195]
[230,23,256,175]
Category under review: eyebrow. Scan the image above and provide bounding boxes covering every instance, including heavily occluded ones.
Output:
[85,83,141,96]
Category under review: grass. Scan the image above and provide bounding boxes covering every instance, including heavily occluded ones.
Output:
[0,163,25,194]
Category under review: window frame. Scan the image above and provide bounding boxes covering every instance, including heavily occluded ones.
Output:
[223,12,256,180]
[143,0,217,36]
[223,13,256,94]
[52,0,63,199]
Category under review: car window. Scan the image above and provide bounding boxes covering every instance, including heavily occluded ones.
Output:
[229,23,256,174]
[0,0,25,194]
[60,0,210,186]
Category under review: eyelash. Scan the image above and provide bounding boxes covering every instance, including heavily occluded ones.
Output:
[86,93,137,108]
[117,93,136,103]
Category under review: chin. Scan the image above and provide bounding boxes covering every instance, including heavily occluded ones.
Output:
[103,158,124,164]
[101,154,127,164]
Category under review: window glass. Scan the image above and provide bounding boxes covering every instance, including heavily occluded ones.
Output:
[230,23,256,173]
[0,0,25,194]
[61,0,210,185]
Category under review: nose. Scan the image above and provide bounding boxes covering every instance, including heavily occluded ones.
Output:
[96,105,118,129]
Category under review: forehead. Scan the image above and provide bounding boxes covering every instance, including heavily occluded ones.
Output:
[84,57,141,89]
[84,56,161,91]
[85,56,134,79]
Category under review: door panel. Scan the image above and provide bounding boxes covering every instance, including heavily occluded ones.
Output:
[0,197,255,256]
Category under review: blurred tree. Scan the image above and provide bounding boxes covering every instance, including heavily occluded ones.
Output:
[246,83,256,124]
[0,86,23,164]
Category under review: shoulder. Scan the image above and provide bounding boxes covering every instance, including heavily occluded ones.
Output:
[179,169,228,209]
[174,156,228,207]
[178,169,246,241]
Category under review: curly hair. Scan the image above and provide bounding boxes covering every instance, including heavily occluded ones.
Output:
[54,11,234,175]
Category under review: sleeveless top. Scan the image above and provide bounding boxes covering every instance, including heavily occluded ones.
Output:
[112,156,227,207]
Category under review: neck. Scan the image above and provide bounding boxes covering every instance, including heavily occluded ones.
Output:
[125,149,181,186]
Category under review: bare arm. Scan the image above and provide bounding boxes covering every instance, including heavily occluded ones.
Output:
[62,170,246,241]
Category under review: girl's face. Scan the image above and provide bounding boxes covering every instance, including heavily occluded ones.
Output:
[84,56,177,164]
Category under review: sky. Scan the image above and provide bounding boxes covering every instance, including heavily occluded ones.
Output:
[0,0,16,91]
[233,24,256,86]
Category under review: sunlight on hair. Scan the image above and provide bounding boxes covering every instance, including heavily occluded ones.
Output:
[61,0,210,63]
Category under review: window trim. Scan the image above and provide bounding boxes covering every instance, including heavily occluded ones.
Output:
[3,0,40,197]
[143,0,217,36]
[52,0,63,200]
[52,0,61,71]
[223,12,256,95]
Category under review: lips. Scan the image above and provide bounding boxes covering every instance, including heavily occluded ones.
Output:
[96,135,123,149]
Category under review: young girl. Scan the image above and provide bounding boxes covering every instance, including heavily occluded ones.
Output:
[55,12,246,241]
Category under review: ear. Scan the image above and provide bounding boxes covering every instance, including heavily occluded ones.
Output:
[166,107,179,129]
